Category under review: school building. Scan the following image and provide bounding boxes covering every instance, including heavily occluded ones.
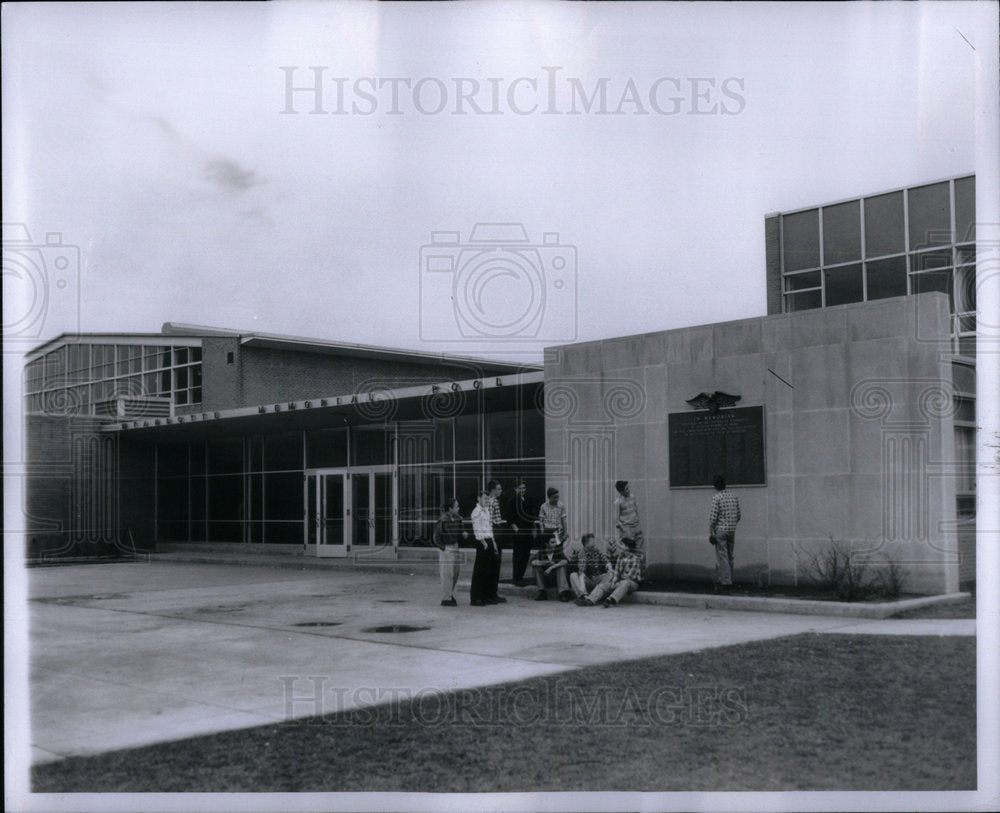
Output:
[22,175,977,593]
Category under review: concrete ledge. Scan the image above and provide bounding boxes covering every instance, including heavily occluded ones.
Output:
[621,590,970,619]
[496,584,972,619]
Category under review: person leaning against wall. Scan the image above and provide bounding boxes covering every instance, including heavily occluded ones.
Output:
[613,480,644,562]
[537,487,567,543]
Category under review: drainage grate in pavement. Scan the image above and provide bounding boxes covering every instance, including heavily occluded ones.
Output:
[31,593,131,604]
[364,624,430,633]
[293,621,343,627]
[193,605,247,614]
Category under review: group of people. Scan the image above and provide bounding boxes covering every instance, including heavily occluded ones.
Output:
[432,475,742,606]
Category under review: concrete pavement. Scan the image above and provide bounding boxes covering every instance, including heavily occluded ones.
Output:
[26,560,974,765]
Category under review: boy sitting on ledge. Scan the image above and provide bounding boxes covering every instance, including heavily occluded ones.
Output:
[576,536,643,608]
[531,530,574,602]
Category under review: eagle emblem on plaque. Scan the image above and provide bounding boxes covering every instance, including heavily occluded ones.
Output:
[685,391,741,414]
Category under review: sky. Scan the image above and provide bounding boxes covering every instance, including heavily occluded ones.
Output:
[2,1,993,368]
[3,2,1000,810]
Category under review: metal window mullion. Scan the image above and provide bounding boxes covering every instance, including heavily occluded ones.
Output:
[817,208,825,309]
[779,214,786,313]
[153,444,159,543]
[187,443,192,541]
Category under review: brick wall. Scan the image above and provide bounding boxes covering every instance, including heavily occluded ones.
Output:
[239,346,498,409]
[179,336,242,414]
[179,338,510,413]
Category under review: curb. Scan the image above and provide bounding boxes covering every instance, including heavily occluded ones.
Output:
[488,584,972,619]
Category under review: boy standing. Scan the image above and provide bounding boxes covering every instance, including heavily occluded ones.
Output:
[614,480,644,555]
[709,475,741,592]
[470,491,499,607]
[432,499,467,607]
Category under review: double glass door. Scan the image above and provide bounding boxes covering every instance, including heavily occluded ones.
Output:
[306,468,395,557]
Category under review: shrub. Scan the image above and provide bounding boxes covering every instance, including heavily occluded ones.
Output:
[799,538,905,601]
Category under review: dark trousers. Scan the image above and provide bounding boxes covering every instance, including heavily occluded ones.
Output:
[491,536,504,597]
[510,532,534,582]
[470,539,497,602]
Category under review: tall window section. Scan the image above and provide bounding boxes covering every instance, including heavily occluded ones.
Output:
[24,342,203,416]
[780,176,975,357]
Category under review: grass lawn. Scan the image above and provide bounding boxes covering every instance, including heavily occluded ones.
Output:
[32,633,975,793]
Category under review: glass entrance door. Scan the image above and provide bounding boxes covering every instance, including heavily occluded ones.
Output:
[305,470,348,557]
[305,467,394,556]
[351,468,396,550]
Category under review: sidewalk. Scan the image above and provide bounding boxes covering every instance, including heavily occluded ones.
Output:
[154,542,973,619]
[27,559,975,765]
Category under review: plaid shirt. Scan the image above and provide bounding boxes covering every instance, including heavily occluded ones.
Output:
[488,495,505,528]
[709,489,741,534]
[538,500,566,530]
[570,544,608,579]
[614,550,644,584]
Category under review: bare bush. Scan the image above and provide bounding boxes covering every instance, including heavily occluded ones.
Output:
[799,538,905,601]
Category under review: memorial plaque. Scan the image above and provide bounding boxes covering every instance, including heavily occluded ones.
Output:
[668,406,765,487]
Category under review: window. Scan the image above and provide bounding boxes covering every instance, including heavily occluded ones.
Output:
[264,432,303,471]
[864,191,904,258]
[908,182,951,248]
[351,425,392,466]
[822,201,861,265]
[306,427,348,468]
[865,257,907,301]
[824,264,863,307]
[954,176,975,242]
[782,209,819,271]
[25,340,204,415]
[777,178,974,339]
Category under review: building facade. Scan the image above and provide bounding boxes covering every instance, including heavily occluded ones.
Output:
[764,174,976,584]
[544,292,960,596]
[23,324,544,558]
[23,176,976,593]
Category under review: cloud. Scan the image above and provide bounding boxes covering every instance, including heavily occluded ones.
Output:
[142,114,262,195]
[203,158,260,193]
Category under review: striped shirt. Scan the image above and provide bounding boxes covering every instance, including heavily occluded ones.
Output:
[709,490,742,534]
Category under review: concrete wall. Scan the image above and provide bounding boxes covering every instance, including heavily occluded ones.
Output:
[544,293,959,596]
